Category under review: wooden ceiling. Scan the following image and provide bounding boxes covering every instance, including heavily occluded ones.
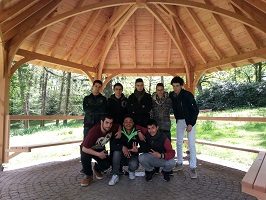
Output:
[1,0,266,85]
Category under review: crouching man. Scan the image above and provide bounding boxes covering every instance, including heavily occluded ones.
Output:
[139,119,176,182]
[80,115,120,187]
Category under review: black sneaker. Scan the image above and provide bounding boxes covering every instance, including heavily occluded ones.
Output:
[162,171,170,182]
[154,167,160,174]
[145,169,156,182]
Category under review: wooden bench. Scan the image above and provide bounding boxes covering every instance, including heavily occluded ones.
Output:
[242,151,266,200]
[7,139,82,159]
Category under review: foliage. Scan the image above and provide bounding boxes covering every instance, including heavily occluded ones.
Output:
[196,81,266,110]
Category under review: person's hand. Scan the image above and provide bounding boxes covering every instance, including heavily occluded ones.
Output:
[149,149,160,158]
[129,142,138,153]
[137,130,146,142]
[122,146,131,158]
[98,150,108,159]
[186,125,192,133]
[115,129,121,139]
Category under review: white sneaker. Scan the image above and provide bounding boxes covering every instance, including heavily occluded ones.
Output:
[108,175,119,186]
[129,171,136,180]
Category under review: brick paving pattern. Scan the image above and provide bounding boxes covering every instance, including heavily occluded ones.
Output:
[0,159,256,200]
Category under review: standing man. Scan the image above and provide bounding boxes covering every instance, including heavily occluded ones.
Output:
[169,76,199,179]
[139,119,176,182]
[107,83,128,125]
[83,80,107,138]
[127,78,152,127]
[80,115,120,187]
[151,83,172,140]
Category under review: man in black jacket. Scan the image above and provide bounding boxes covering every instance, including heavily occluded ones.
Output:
[83,80,107,138]
[107,83,128,125]
[169,76,199,179]
[127,78,152,127]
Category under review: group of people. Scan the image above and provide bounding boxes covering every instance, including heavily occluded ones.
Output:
[80,76,199,187]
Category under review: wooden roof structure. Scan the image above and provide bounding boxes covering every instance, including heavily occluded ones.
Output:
[1,0,266,164]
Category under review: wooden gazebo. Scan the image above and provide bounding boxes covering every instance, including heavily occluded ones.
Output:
[1,0,266,166]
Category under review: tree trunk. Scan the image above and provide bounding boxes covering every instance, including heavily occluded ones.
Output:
[40,68,48,127]
[56,71,65,126]
[148,76,152,94]
[17,68,32,128]
[63,72,71,125]
[160,76,164,84]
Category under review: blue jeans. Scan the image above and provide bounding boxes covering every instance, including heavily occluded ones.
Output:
[139,153,175,172]
[112,151,139,175]
[176,119,197,169]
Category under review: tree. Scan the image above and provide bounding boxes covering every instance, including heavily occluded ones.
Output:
[63,72,71,125]
[56,71,65,125]
[40,68,48,127]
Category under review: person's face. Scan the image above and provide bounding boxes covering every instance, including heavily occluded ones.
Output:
[172,83,182,94]
[147,124,159,136]
[123,117,134,131]
[156,86,164,98]
[114,86,123,97]
[92,83,102,94]
[135,82,144,92]
[101,118,113,132]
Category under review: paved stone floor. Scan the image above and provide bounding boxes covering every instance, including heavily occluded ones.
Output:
[0,159,256,200]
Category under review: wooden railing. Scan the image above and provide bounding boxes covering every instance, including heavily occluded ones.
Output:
[6,114,266,159]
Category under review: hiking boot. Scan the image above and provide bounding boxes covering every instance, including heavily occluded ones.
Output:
[93,166,103,180]
[80,176,93,187]
[175,163,183,171]
[108,174,119,186]
[154,167,160,174]
[162,171,170,182]
[129,171,136,180]
[145,169,156,182]
[189,168,198,179]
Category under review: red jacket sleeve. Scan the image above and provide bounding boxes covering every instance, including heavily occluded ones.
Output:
[163,138,175,160]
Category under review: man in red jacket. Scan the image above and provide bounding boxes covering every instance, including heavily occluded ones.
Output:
[139,119,176,182]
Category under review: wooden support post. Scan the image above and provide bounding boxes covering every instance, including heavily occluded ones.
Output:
[185,70,196,94]
[0,43,11,167]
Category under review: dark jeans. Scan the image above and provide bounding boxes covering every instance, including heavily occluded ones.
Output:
[81,150,111,176]
[112,151,139,175]
[83,125,93,139]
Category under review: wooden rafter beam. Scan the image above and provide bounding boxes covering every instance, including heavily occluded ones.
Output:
[204,0,240,55]
[32,28,48,52]
[3,0,60,42]
[115,38,121,68]
[167,25,172,68]
[103,68,186,74]
[197,47,266,72]
[132,13,137,68]
[147,0,266,34]
[50,0,86,57]
[145,5,189,71]
[2,0,52,33]
[244,0,266,14]
[16,49,96,73]
[64,10,101,61]
[151,16,155,68]
[161,4,208,63]
[230,4,261,49]
[146,4,194,85]
[0,0,39,24]
[79,4,133,64]
[186,7,223,59]
[97,5,138,79]
[231,0,266,25]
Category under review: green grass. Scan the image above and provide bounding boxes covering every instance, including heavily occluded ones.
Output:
[8,107,266,169]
